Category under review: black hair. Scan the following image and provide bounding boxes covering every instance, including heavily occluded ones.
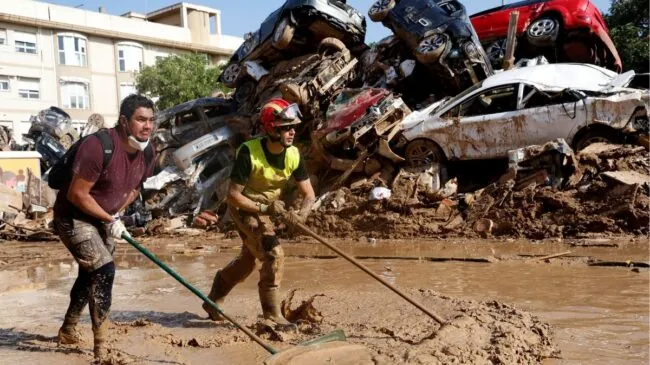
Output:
[119,94,155,121]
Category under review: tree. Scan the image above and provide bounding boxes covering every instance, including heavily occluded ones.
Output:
[604,0,649,72]
[136,53,230,110]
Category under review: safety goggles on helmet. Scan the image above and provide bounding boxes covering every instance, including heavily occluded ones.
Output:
[275,103,302,122]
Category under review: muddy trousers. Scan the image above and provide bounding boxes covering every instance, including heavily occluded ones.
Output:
[206,212,285,319]
[55,216,116,353]
[63,262,115,343]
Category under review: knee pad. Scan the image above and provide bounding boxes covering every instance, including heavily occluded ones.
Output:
[261,235,280,252]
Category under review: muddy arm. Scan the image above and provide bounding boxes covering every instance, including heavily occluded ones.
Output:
[227,182,266,214]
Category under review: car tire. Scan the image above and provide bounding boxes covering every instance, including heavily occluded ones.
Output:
[573,128,621,151]
[318,37,347,56]
[272,17,295,50]
[415,33,448,64]
[404,139,446,168]
[280,82,308,105]
[221,62,241,88]
[368,0,396,22]
[526,16,560,47]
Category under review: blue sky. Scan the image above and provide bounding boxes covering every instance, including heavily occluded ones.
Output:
[42,0,613,42]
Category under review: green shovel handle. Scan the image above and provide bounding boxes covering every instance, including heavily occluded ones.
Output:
[121,233,279,354]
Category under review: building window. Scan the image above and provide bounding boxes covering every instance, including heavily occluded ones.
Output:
[61,82,90,109]
[15,31,37,54]
[0,75,9,91]
[117,44,143,72]
[0,29,6,45]
[119,83,137,102]
[18,78,39,99]
[58,34,87,67]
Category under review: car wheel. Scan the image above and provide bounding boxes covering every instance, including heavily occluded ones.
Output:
[318,37,347,56]
[280,82,308,105]
[368,0,396,22]
[415,33,449,64]
[573,129,620,151]
[486,38,507,65]
[526,16,560,47]
[272,17,295,50]
[404,139,445,168]
[221,62,241,88]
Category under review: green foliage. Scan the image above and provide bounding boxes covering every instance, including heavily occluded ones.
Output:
[135,53,230,110]
[604,0,649,72]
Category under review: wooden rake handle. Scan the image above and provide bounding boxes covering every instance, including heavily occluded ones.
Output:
[282,212,447,326]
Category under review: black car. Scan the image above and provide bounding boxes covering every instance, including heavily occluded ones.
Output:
[219,0,366,88]
[368,0,493,94]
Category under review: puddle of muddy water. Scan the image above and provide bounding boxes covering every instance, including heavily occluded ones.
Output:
[0,240,647,364]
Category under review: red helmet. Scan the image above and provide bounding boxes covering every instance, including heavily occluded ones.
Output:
[259,98,302,131]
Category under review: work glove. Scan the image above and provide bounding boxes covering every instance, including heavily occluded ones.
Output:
[106,214,130,240]
[267,200,286,217]
[288,208,309,224]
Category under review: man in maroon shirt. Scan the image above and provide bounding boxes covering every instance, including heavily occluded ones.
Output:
[53,94,156,362]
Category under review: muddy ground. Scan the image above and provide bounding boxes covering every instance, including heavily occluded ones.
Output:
[307,144,649,240]
[0,235,648,364]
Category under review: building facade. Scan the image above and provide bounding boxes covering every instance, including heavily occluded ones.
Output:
[0,0,242,141]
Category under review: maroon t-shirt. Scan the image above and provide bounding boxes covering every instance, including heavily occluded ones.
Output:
[54,128,155,220]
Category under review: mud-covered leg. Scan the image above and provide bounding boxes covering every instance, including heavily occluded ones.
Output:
[203,244,256,321]
[89,262,115,362]
[58,266,90,344]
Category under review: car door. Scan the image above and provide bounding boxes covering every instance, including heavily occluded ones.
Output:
[444,83,522,159]
[517,83,587,146]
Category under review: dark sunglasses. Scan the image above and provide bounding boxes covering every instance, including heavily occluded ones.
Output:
[276,125,295,132]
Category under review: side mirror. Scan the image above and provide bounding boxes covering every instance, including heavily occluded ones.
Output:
[244,32,253,41]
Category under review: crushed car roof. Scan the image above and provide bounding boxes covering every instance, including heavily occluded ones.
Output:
[484,63,632,92]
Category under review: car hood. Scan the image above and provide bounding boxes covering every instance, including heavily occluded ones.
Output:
[400,97,448,132]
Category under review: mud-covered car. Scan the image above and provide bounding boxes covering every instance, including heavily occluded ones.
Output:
[312,88,411,174]
[27,106,79,149]
[470,0,622,72]
[368,0,493,94]
[396,63,649,170]
[278,38,360,114]
[143,97,236,217]
[219,0,366,88]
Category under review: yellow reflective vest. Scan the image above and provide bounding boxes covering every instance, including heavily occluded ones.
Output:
[240,138,300,204]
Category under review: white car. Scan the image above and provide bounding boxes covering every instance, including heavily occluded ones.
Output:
[398,63,649,167]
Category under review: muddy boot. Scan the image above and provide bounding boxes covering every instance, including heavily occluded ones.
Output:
[202,270,227,321]
[92,319,109,363]
[259,288,297,332]
[57,315,83,345]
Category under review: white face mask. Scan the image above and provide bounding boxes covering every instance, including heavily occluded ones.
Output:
[128,135,149,151]
[123,118,150,151]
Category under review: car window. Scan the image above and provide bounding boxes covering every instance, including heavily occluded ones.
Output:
[458,85,518,117]
[521,84,583,109]
[435,81,483,117]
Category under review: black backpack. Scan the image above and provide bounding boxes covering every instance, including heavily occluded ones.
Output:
[47,129,153,190]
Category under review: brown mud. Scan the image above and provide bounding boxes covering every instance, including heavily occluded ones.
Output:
[0,236,648,364]
[308,144,650,240]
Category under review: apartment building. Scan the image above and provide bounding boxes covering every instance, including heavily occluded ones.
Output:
[0,0,242,141]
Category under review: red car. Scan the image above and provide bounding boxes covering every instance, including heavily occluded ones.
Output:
[470,0,622,72]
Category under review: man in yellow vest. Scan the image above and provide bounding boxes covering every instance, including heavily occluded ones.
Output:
[203,98,316,327]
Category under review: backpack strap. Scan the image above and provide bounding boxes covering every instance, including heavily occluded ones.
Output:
[95,129,114,170]
[143,144,154,168]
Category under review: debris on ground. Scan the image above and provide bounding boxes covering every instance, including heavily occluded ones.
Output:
[307,142,649,239]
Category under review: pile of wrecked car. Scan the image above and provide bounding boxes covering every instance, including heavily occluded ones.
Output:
[1,0,648,240]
